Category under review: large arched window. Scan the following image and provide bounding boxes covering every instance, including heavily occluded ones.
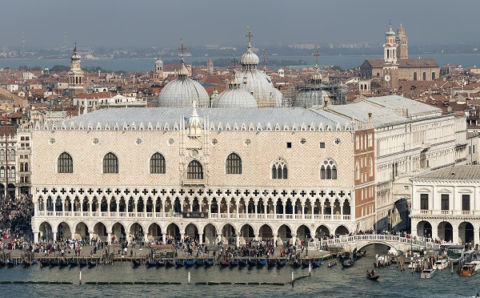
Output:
[150,153,166,174]
[103,152,118,174]
[58,152,73,173]
[226,153,242,174]
[272,158,288,179]
[321,158,337,180]
[187,160,203,179]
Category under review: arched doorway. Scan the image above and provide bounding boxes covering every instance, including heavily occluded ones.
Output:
[112,222,126,243]
[185,223,199,240]
[416,221,432,238]
[438,221,453,242]
[316,225,330,239]
[203,224,217,245]
[57,222,71,240]
[297,225,311,241]
[221,224,235,245]
[75,222,89,241]
[335,225,349,236]
[93,222,107,242]
[39,222,53,242]
[129,223,144,243]
[148,223,162,242]
[278,224,292,243]
[459,222,474,244]
[166,223,180,240]
[259,224,273,240]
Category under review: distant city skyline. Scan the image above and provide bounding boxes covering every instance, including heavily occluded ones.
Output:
[0,0,479,48]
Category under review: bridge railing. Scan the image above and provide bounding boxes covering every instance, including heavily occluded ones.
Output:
[315,234,440,251]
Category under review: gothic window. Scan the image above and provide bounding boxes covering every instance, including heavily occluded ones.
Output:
[58,152,73,173]
[187,160,203,179]
[0,167,4,178]
[150,153,166,174]
[272,158,288,179]
[226,153,242,174]
[321,158,337,180]
[103,152,118,174]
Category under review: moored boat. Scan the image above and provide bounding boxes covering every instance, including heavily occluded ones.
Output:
[267,259,276,268]
[366,270,379,281]
[229,259,239,268]
[69,259,78,267]
[420,268,436,279]
[433,259,448,270]
[277,259,287,268]
[257,259,267,267]
[132,259,142,268]
[204,259,214,267]
[157,259,165,267]
[87,259,97,268]
[248,259,257,267]
[459,264,476,277]
[312,259,322,268]
[165,259,175,267]
[185,259,196,267]
[147,260,157,267]
[174,259,184,268]
[327,260,337,268]
[342,259,354,268]
[238,259,247,267]
[79,259,87,267]
[195,259,204,268]
[291,259,301,268]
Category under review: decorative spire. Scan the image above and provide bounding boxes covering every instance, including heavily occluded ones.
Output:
[189,99,202,130]
[177,38,189,78]
[178,38,186,64]
[245,26,253,50]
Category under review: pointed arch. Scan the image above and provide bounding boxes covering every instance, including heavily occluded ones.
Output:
[272,158,288,179]
[187,160,203,179]
[103,152,118,173]
[150,152,166,174]
[58,152,73,173]
[226,153,242,174]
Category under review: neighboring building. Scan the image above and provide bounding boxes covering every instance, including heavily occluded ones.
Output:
[360,24,440,89]
[30,106,375,244]
[0,125,17,199]
[153,59,164,83]
[411,165,480,245]
[328,95,461,232]
[16,129,31,195]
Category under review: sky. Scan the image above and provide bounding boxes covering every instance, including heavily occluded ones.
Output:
[0,0,479,48]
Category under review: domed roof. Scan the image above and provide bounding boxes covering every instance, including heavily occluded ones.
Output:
[241,48,259,66]
[212,79,257,108]
[234,70,283,107]
[155,59,163,65]
[294,89,329,108]
[158,63,209,108]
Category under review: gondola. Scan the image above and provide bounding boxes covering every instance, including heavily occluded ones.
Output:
[59,259,69,267]
[312,259,322,268]
[302,260,310,269]
[7,259,15,267]
[238,259,247,267]
[229,259,239,268]
[267,259,277,269]
[23,260,31,268]
[291,259,301,269]
[79,259,87,267]
[342,259,354,268]
[50,259,59,267]
[195,259,204,268]
[165,259,175,268]
[132,259,142,268]
[40,259,49,267]
[220,260,229,268]
[185,259,196,267]
[0,260,5,267]
[157,259,165,267]
[327,260,337,268]
[147,260,157,267]
[69,259,78,267]
[367,271,379,281]
[257,259,267,268]
[87,259,97,268]
[277,259,287,268]
[248,259,257,268]
[204,259,214,267]
[174,259,184,268]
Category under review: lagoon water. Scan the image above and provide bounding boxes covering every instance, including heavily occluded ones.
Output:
[1,54,479,72]
[0,245,478,298]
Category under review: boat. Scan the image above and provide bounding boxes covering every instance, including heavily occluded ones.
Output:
[7,259,15,267]
[59,259,68,267]
[291,259,301,268]
[459,264,476,277]
[0,260,5,267]
[147,260,157,267]
[277,259,287,268]
[248,259,257,267]
[23,260,31,267]
[157,259,165,267]
[444,245,465,263]
[366,270,379,281]
[185,259,196,267]
[132,259,142,268]
[229,259,238,268]
[327,260,337,268]
[40,259,49,267]
[204,259,214,267]
[238,259,247,267]
[69,259,78,267]
[87,260,97,268]
[420,268,436,279]
[50,259,59,267]
[433,259,448,270]
[267,259,277,268]
[165,259,175,268]
[302,260,310,269]
[195,259,204,268]
[174,259,184,268]
[312,259,322,268]
[220,260,229,268]
[469,261,480,271]
[257,259,267,267]
[79,259,87,267]
[342,259,354,268]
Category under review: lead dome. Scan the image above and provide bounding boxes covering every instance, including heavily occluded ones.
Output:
[212,78,258,108]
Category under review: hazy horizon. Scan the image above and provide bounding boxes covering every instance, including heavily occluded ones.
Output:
[1,0,479,49]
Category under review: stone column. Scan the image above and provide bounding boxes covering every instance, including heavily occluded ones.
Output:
[199,233,203,245]
[144,232,149,244]
[273,233,278,247]
[107,232,112,245]
[431,222,438,240]
[236,235,240,248]
[453,224,459,244]
[302,204,305,219]
[34,231,39,243]
[162,233,166,244]
[180,233,185,242]
[292,233,297,246]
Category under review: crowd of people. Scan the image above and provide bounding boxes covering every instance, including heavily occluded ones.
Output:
[0,194,34,251]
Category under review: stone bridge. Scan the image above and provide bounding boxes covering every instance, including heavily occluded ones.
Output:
[313,234,441,252]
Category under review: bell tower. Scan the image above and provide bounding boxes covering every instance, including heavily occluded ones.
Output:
[68,43,85,97]
[382,24,399,89]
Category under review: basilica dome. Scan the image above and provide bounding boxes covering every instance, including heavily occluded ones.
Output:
[158,62,209,107]
[212,79,258,108]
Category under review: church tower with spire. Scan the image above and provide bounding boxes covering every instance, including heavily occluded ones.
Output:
[396,25,408,59]
[382,24,399,90]
[68,43,85,97]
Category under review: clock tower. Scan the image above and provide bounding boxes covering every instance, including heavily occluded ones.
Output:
[382,24,399,89]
